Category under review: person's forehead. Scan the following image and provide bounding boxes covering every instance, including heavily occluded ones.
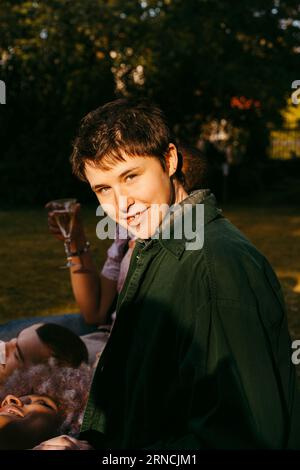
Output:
[84,155,151,184]
[18,324,52,362]
[18,324,42,343]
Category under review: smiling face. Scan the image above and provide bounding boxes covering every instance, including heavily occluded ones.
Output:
[0,394,60,449]
[85,145,188,239]
[0,324,53,384]
[0,394,58,422]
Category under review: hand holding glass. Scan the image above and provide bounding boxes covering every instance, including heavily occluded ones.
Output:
[47,198,79,268]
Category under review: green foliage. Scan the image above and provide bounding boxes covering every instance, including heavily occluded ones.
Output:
[1,0,300,204]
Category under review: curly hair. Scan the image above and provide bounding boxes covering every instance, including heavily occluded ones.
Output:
[0,360,93,437]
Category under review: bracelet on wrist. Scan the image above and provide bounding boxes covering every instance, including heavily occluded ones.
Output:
[68,241,91,258]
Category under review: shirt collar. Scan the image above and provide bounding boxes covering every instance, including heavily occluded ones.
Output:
[135,189,223,259]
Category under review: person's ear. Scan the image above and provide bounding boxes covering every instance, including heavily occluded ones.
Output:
[165,143,178,177]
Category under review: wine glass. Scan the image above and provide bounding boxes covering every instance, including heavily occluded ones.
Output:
[49,198,79,269]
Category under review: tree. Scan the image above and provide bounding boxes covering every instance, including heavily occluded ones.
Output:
[1,0,300,204]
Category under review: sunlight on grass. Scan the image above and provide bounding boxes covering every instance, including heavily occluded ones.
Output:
[0,205,299,343]
[0,206,111,322]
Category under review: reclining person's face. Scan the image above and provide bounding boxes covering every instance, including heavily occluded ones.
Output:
[0,394,60,449]
[0,324,52,384]
[85,150,179,240]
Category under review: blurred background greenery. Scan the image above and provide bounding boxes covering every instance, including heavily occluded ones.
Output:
[1,0,300,206]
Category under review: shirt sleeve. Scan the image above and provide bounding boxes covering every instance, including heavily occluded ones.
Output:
[101,228,129,281]
[101,246,124,281]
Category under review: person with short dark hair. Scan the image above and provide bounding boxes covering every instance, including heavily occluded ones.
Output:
[0,323,88,385]
[36,323,88,367]
[44,144,210,366]
[36,98,300,449]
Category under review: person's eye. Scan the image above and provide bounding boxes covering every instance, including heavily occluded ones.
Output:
[98,187,111,195]
[36,400,53,409]
[125,174,137,182]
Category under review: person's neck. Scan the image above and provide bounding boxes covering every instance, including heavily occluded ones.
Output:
[173,179,189,205]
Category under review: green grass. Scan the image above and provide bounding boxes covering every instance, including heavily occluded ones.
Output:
[1,205,300,343]
[0,206,111,322]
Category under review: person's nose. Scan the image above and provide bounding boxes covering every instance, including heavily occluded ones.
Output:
[119,196,134,215]
[1,394,23,408]
[114,189,134,217]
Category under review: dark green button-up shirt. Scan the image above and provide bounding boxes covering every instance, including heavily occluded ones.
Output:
[80,190,300,449]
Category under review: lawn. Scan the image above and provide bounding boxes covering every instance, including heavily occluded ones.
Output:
[0,206,111,321]
[0,204,299,345]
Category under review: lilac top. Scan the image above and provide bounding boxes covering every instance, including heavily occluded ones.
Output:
[101,228,136,293]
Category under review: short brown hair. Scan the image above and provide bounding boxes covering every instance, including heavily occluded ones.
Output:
[179,144,209,192]
[36,323,88,367]
[70,98,183,183]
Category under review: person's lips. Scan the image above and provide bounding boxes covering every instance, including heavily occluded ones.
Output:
[126,208,148,226]
[0,405,24,418]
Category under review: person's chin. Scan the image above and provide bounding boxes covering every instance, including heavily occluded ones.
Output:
[132,223,158,240]
[126,225,143,238]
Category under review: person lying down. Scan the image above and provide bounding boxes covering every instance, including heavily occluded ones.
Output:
[0,323,89,386]
[0,362,93,449]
